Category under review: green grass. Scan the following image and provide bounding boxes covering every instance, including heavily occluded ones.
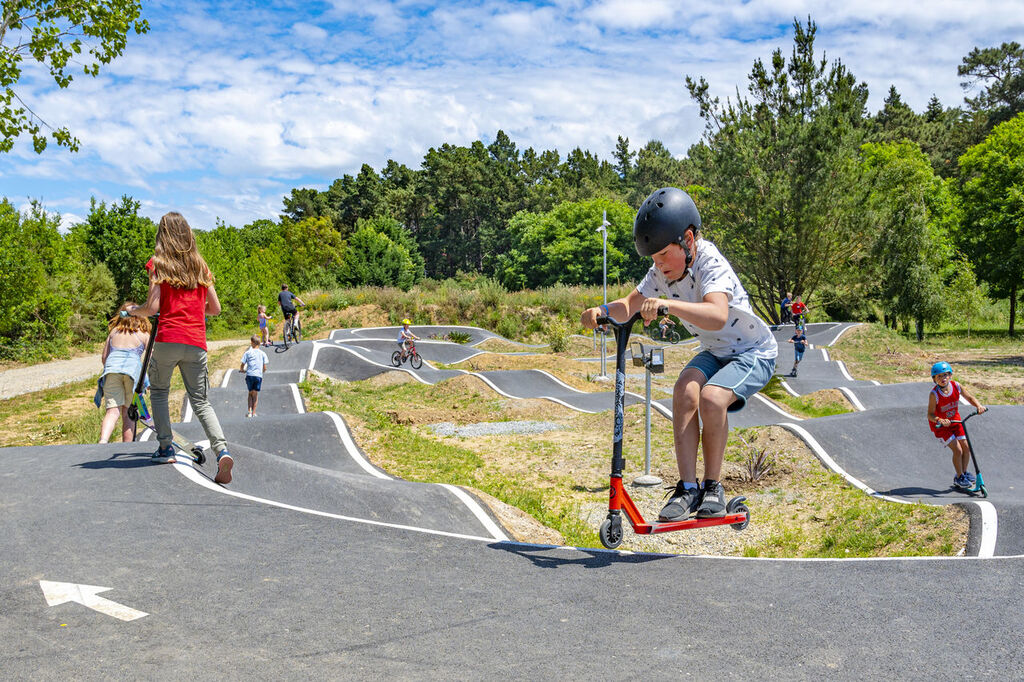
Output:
[301,375,598,546]
[761,376,853,418]
[741,467,957,558]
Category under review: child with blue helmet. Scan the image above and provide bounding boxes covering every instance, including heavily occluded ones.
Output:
[927,361,986,490]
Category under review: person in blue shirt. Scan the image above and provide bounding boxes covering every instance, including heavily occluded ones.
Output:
[239,335,269,418]
[787,328,807,377]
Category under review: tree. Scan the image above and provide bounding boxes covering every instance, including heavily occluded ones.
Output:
[684,17,870,321]
[959,42,1024,130]
[861,141,958,340]
[1,0,149,153]
[869,86,921,144]
[339,224,417,290]
[612,135,634,180]
[0,200,79,356]
[958,112,1024,336]
[494,198,639,290]
[628,140,688,206]
[72,195,156,305]
[945,254,988,338]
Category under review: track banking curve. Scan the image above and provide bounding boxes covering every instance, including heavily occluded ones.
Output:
[2,321,1023,677]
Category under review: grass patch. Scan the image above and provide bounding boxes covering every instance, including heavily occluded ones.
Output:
[761,376,853,418]
[0,343,247,449]
[301,373,967,557]
[829,323,1024,405]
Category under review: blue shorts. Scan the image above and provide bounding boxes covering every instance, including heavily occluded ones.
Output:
[685,349,776,411]
[245,376,263,392]
[794,348,804,362]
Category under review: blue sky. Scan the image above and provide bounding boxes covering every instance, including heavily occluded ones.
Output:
[4,0,1024,231]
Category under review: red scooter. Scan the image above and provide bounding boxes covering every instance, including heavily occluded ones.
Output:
[596,308,750,549]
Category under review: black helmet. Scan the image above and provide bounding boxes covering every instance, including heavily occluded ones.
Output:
[633,187,701,257]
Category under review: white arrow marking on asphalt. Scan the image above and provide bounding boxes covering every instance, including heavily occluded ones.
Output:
[39,581,148,621]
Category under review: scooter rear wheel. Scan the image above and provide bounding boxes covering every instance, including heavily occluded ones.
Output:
[599,516,623,549]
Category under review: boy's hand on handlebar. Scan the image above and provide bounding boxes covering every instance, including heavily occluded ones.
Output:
[581,307,602,329]
[938,418,951,427]
[639,298,667,323]
[977,405,987,414]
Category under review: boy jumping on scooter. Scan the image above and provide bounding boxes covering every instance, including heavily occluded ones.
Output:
[927,361,987,489]
[581,187,777,520]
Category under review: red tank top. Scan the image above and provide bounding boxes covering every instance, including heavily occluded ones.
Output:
[929,380,961,434]
[146,258,208,350]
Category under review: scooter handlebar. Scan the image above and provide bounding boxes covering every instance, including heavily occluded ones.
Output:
[595,305,668,329]
[950,410,984,425]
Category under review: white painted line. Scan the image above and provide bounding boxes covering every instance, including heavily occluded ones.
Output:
[299,369,307,383]
[499,539,1024,562]
[870,380,881,386]
[821,348,830,362]
[182,397,194,423]
[779,378,801,397]
[170,459,499,543]
[752,393,803,421]
[651,401,673,419]
[289,383,305,413]
[837,360,855,382]
[323,411,390,480]
[309,341,326,370]
[780,421,999,557]
[837,387,866,412]
[220,370,232,388]
[535,369,586,394]
[976,501,998,558]
[827,323,861,346]
[440,484,509,542]
[780,423,909,503]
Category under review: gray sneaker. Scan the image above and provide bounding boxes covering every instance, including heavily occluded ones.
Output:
[696,479,726,518]
[658,481,702,521]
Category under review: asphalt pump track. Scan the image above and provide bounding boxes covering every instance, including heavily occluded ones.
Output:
[3,322,1023,677]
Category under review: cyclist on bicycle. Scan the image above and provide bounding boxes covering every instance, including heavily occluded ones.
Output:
[658,314,672,340]
[397,318,419,359]
[278,284,305,333]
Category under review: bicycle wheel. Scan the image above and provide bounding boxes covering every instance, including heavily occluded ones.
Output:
[391,350,402,367]
[410,352,422,370]
[670,331,681,343]
[293,319,302,344]
[282,320,291,349]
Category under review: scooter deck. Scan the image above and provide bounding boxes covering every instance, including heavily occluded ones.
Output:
[135,417,206,466]
[633,513,749,535]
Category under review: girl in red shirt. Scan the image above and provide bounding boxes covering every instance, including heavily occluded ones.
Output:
[927,361,986,489]
[129,212,233,484]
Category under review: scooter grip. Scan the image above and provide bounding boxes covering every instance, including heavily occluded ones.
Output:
[596,316,610,325]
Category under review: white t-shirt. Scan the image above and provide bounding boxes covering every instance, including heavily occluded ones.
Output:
[636,239,777,360]
[241,347,269,377]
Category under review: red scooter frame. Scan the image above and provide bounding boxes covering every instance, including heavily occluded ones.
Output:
[596,308,750,549]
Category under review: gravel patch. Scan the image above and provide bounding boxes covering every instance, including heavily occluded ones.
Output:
[428,420,564,438]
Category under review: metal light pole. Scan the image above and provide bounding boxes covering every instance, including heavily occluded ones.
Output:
[633,343,663,487]
[597,211,609,377]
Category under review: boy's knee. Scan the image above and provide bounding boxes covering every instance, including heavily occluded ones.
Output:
[699,385,733,412]
[672,379,700,410]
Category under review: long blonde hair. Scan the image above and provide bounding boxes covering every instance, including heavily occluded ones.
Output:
[108,302,152,334]
[150,212,214,289]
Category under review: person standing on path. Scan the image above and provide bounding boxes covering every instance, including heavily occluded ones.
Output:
[97,303,151,443]
[240,335,268,418]
[129,212,234,485]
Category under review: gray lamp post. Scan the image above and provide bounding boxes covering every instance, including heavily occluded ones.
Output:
[596,210,609,377]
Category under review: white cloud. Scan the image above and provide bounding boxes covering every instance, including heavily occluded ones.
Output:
[6,0,1024,231]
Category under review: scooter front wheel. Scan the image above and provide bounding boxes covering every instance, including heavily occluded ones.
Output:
[727,496,750,531]
[599,516,623,549]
